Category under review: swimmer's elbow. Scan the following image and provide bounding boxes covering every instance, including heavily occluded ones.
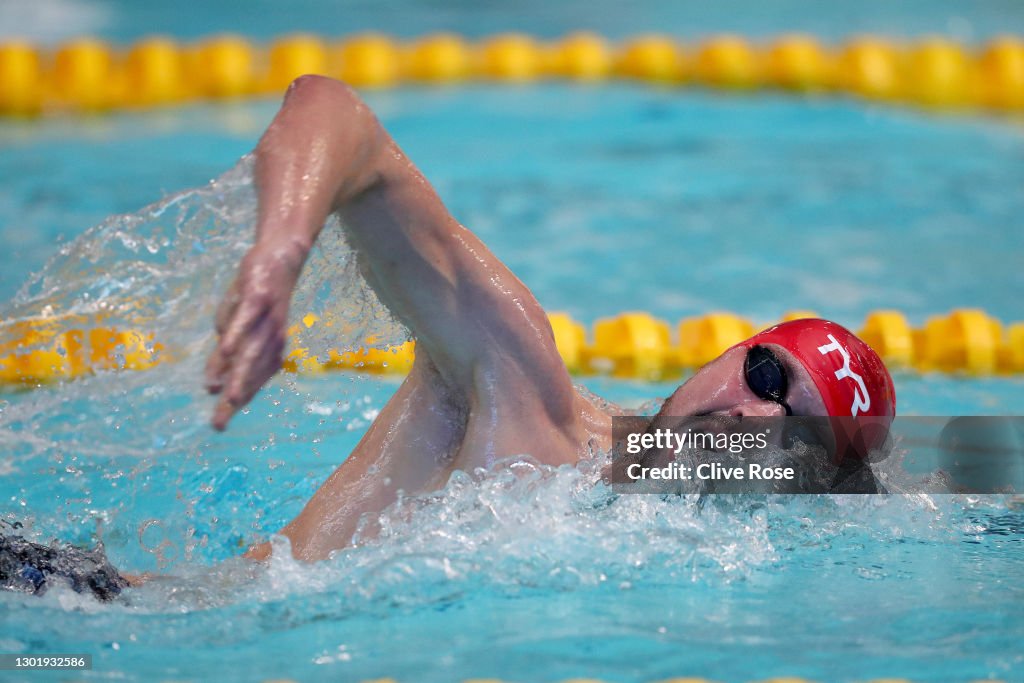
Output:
[283,75,372,127]
[276,75,382,145]
[285,74,346,101]
[261,74,388,208]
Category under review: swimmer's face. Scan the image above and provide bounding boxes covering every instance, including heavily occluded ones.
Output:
[658,343,828,419]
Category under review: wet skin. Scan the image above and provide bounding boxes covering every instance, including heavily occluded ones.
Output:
[205,76,831,562]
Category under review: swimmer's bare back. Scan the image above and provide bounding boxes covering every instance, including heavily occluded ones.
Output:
[205,76,611,561]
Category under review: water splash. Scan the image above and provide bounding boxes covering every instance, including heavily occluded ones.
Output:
[0,156,406,464]
[0,157,405,557]
[112,455,1019,618]
[2,155,405,366]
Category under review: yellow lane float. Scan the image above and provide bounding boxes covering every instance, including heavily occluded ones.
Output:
[977,36,1024,110]
[762,34,833,92]
[476,33,544,81]
[123,37,186,106]
[0,42,43,115]
[333,34,402,88]
[53,38,115,111]
[915,309,1003,374]
[591,312,674,379]
[403,34,471,83]
[2,307,1021,389]
[836,37,902,100]
[904,37,971,108]
[2,33,1023,116]
[265,34,328,93]
[0,320,163,387]
[548,32,613,81]
[858,311,915,368]
[693,35,760,89]
[615,34,687,83]
[678,312,755,368]
[1001,322,1024,372]
[188,34,256,98]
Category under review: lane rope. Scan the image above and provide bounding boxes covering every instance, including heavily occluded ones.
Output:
[1,33,1022,116]
[2,308,1021,387]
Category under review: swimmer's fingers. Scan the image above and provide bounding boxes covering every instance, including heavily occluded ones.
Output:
[218,292,266,359]
[214,277,242,336]
[212,393,237,431]
[204,343,230,394]
[205,296,256,395]
[213,333,284,430]
[217,242,304,357]
[207,243,301,428]
[206,274,245,393]
[213,316,285,431]
[208,298,267,424]
[217,246,282,356]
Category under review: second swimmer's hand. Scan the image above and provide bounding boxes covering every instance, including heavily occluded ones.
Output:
[204,238,308,431]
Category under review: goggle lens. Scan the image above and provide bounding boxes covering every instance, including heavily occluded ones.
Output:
[744,345,793,416]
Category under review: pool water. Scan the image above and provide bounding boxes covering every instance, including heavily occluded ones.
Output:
[5,0,1024,45]
[1,84,1023,681]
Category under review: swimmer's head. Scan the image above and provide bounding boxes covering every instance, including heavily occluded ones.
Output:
[658,318,896,462]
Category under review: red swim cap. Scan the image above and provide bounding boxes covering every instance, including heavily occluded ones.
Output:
[739,319,896,461]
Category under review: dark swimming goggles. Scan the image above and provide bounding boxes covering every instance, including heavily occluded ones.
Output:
[744,345,793,416]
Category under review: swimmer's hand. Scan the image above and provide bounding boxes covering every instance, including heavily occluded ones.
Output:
[205,238,308,430]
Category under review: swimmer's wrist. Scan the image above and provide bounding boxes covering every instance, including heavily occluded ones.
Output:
[279,233,314,264]
[255,216,314,254]
[251,231,313,280]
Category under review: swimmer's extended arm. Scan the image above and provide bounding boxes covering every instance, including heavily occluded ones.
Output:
[206,75,573,429]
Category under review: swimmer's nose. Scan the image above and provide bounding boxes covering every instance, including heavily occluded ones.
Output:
[728,401,788,418]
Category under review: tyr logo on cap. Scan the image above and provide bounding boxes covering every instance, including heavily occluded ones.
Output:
[734,318,896,461]
[736,318,895,421]
[817,334,871,417]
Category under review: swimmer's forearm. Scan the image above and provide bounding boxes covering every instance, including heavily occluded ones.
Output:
[251,75,386,259]
[248,76,477,367]
[216,74,569,418]
[252,76,496,380]
[206,77,390,429]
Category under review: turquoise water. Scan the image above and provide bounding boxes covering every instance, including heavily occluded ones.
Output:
[1,59,1023,683]
[3,0,1024,44]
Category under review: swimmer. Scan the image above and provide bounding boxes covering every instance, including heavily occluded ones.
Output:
[202,76,897,562]
[2,76,897,600]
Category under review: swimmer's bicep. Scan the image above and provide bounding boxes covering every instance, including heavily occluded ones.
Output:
[444,262,577,417]
[395,236,572,403]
